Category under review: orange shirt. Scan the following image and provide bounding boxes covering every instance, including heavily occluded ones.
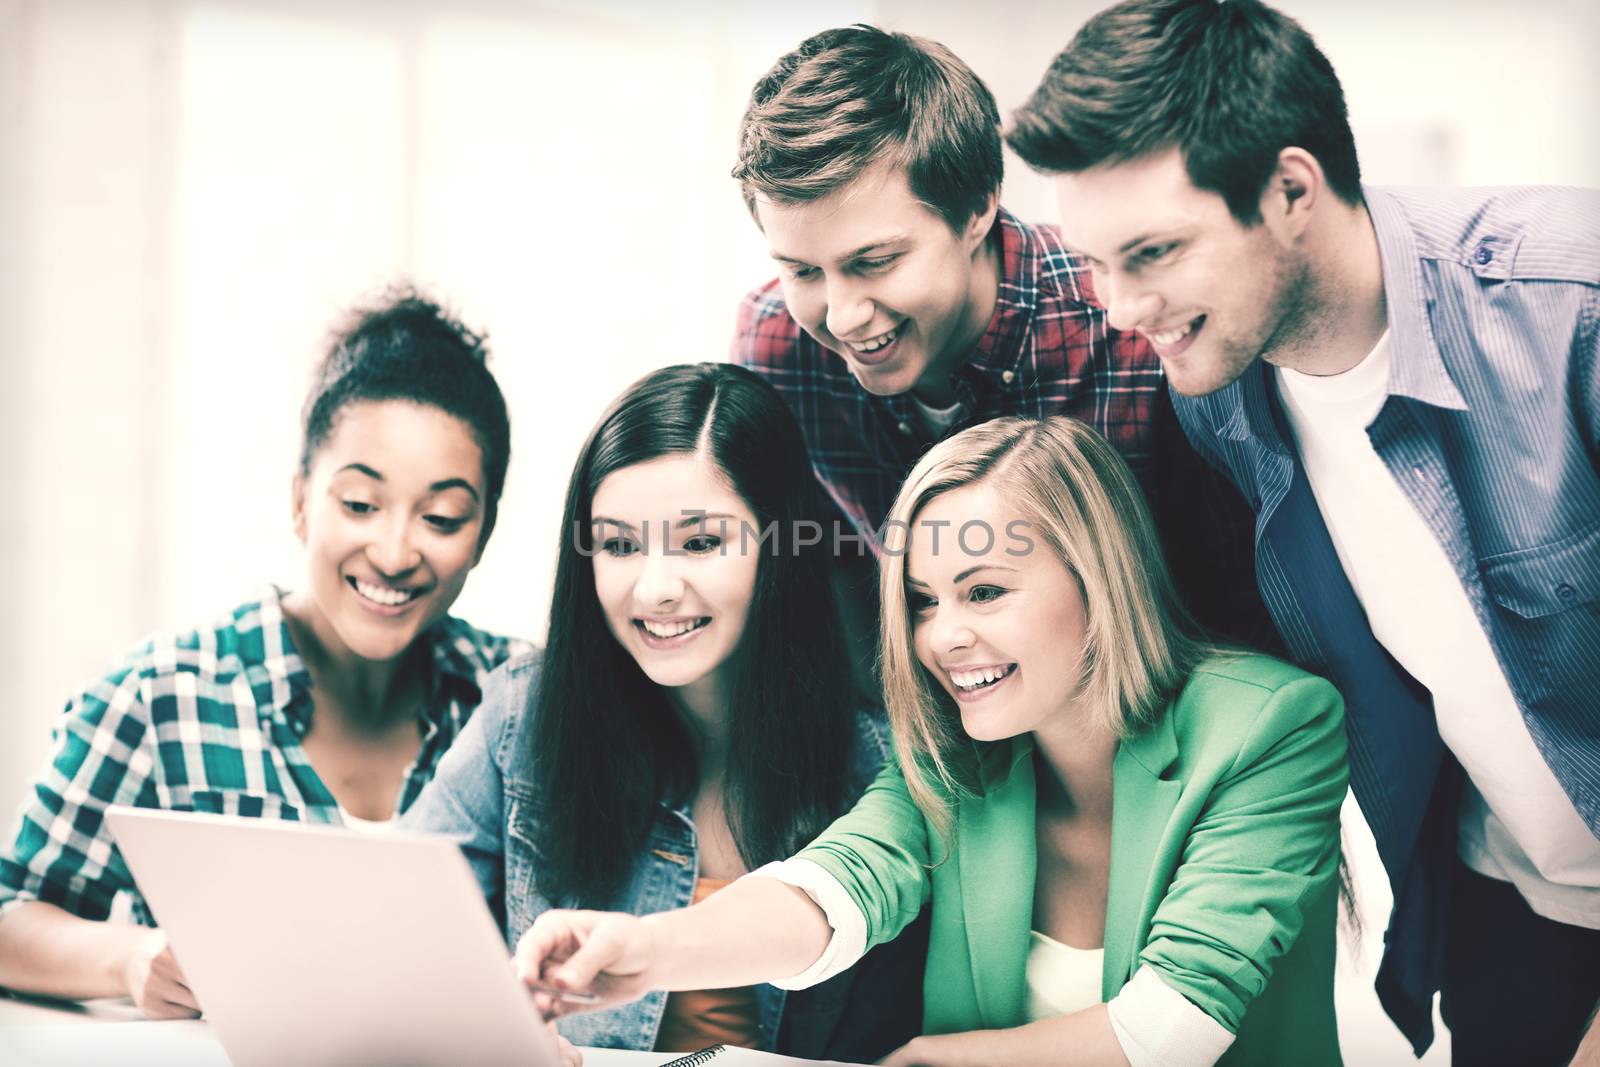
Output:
[654,877,763,1053]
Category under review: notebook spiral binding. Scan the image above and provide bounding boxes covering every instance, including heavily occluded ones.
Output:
[659,1044,727,1066]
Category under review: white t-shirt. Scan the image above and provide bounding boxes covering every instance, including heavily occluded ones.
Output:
[337,806,397,835]
[1276,331,1600,928]
[911,393,963,438]
[1025,931,1104,1022]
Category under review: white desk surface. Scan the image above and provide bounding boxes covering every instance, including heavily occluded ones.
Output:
[0,992,680,1066]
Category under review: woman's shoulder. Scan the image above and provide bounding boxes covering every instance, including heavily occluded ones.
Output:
[460,648,545,757]
[52,591,298,735]
[431,613,537,681]
[1168,652,1345,753]
[100,591,292,685]
[1185,651,1333,697]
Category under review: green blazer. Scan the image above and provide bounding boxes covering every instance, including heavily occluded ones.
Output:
[798,654,1348,1066]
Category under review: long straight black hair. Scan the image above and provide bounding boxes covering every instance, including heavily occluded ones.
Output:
[528,363,861,905]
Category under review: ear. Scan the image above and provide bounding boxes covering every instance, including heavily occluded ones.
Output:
[291,475,309,545]
[963,188,1001,251]
[1263,147,1324,240]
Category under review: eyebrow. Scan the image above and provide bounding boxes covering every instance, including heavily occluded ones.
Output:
[682,512,738,527]
[904,563,1019,589]
[1116,232,1163,255]
[954,563,1019,583]
[335,464,480,500]
[772,234,909,267]
[1063,230,1179,262]
[590,512,738,532]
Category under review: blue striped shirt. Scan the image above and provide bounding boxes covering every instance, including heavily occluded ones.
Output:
[1171,183,1600,1046]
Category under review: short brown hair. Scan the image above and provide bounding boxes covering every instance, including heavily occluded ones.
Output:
[1006,0,1361,225]
[733,25,1003,231]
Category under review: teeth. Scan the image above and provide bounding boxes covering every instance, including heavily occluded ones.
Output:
[354,579,416,606]
[853,325,900,353]
[641,618,707,639]
[1149,319,1198,347]
[949,665,1013,691]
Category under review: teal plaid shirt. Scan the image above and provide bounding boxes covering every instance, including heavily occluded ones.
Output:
[0,587,527,925]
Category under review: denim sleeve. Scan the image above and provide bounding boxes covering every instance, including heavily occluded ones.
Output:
[401,658,526,911]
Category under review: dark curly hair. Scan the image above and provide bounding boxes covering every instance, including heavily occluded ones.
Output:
[299,286,511,544]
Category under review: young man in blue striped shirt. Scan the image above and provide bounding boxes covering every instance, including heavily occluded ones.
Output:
[1007,1,1599,1064]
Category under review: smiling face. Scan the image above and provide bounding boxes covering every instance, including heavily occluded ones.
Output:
[291,400,487,665]
[589,453,760,714]
[906,482,1087,744]
[1053,147,1316,397]
[754,164,999,402]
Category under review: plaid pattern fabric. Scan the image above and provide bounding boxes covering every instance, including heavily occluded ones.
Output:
[0,587,526,925]
[732,207,1277,651]
[733,207,1166,543]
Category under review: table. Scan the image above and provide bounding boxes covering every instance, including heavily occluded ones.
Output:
[0,991,679,1066]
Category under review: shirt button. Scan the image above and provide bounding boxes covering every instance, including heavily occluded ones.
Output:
[897,420,913,436]
[1473,244,1493,265]
[1001,369,1015,384]
[1555,582,1576,602]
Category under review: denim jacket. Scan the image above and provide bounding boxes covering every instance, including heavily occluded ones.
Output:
[1169,184,1600,1052]
[402,651,926,1058]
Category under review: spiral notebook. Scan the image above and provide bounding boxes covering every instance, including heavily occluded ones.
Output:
[659,1045,865,1066]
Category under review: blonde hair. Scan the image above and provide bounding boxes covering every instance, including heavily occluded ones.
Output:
[879,416,1208,834]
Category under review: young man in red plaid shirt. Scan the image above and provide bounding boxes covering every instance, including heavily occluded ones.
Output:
[729,24,1271,647]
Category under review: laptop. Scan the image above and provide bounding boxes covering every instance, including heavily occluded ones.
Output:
[105,807,563,1067]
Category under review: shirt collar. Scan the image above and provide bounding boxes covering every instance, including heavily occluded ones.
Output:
[876,207,1037,427]
[257,585,481,738]
[1363,185,1469,412]
[254,586,313,735]
[1215,362,1290,452]
[1212,188,1473,448]
[974,712,1178,795]
[962,207,1039,380]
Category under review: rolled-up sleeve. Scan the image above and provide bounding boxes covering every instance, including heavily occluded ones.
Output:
[788,759,935,957]
[1137,676,1347,1033]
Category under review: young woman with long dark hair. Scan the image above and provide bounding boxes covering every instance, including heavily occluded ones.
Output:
[515,416,1348,1067]
[403,362,923,1060]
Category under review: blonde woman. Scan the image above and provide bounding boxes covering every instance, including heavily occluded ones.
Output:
[513,416,1349,1067]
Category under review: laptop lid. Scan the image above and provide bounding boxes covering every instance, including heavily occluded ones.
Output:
[105,807,560,1067]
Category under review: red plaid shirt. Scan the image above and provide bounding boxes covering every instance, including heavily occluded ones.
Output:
[735,208,1168,534]
[732,207,1276,647]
